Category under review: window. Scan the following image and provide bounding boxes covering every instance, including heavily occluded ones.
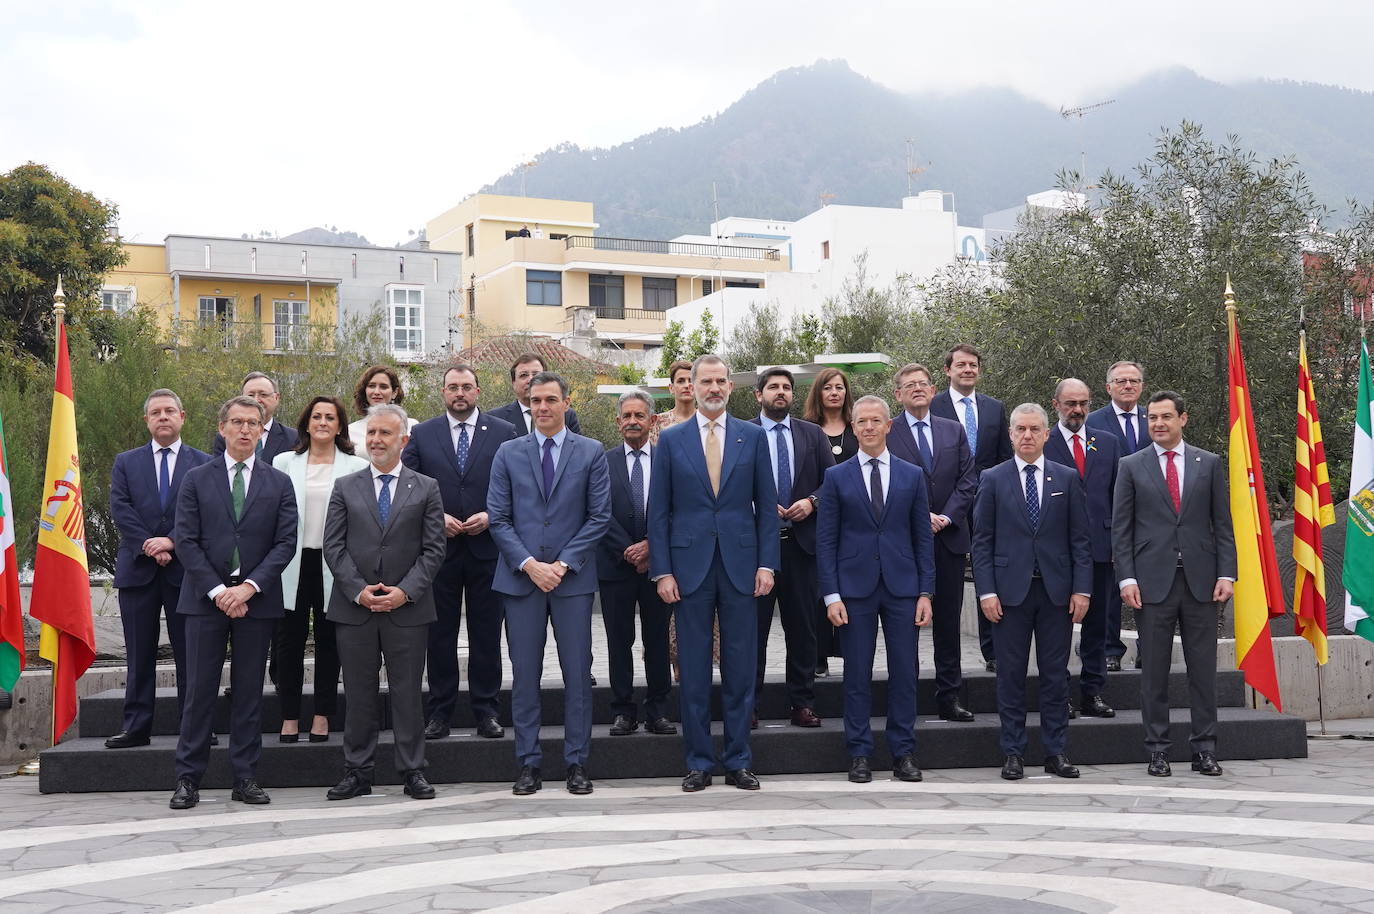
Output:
[726,280,760,289]
[203,244,211,269]
[465,223,475,257]
[388,286,424,356]
[273,299,308,350]
[641,276,677,311]
[549,233,568,241]
[250,247,257,273]
[99,286,135,314]
[588,273,624,319]
[701,279,713,296]
[198,295,233,325]
[398,255,405,279]
[351,253,358,279]
[301,250,309,274]
[821,240,830,259]
[526,269,562,306]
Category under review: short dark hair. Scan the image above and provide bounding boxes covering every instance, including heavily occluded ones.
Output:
[667,359,693,383]
[1148,390,1186,415]
[943,344,981,370]
[443,363,481,387]
[241,370,278,393]
[894,362,933,387]
[510,352,547,380]
[755,366,794,392]
[528,370,568,398]
[352,365,404,418]
[293,396,355,455]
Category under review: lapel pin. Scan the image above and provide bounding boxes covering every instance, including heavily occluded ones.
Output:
[481,425,487,431]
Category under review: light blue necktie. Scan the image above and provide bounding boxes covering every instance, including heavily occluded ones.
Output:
[961,396,978,455]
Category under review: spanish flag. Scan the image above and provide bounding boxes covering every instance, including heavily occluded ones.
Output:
[1226,281,1283,710]
[28,314,95,744]
[1293,328,1335,663]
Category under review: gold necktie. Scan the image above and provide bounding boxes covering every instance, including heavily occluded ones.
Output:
[705,420,721,496]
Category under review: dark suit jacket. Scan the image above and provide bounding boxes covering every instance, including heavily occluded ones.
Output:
[401,410,518,563]
[1111,443,1237,604]
[930,389,1012,474]
[173,456,297,619]
[971,458,1092,607]
[816,454,935,602]
[598,443,653,583]
[887,411,977,556]
[110,442,211,588]
[648,414,780,595]
[487,400,582,436]
[212,420,299,464]
[748,415,834,555]
[1044,427,1120,564]
[1086,403,1149,454]
[322,465,447,626]
[488,431,611,597]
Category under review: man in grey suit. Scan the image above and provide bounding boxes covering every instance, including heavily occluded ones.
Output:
[1112,390,1236,778]
[323,405,447,801]
[488,371,610,796]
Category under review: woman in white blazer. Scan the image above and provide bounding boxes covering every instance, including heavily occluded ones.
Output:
[272,396,368,742]
[348,364,419,443]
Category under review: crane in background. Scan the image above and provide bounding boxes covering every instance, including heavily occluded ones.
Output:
[1059,98,1115,188]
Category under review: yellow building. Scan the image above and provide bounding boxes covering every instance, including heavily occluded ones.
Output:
[426,194,789,359]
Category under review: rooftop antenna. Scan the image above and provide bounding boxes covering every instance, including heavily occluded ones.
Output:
[905,137,928,196]
[519,159,538,197]
[1059,98,1115,187]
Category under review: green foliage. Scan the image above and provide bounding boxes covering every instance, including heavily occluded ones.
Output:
[657,310,720,375]
[617,362,646,385]
[822,253,916,356]
[725,302,805,370]
[657,320,685,375]
[0,163,128,363]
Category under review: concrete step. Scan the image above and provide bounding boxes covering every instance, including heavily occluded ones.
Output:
[75,667,1250,737]
[38,706,1308,793]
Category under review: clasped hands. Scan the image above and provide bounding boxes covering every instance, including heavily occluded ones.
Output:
[142,536,175,567]
[525,559,568,593]
[777,498,813,522]
[443,511,489,538]
[356,583,409,612]
[623,539,649,575]
[213,582,256,618]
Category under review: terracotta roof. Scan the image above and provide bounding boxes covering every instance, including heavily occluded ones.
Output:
[452,335,612,372]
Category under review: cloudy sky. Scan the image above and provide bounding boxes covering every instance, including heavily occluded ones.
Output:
[2,0,1369,247]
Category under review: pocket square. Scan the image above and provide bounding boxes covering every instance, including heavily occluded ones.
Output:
[1049,491,1064,497]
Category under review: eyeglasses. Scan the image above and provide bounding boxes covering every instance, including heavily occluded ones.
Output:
[899,380,933,391]
[1059,400,1091,409]
[444,384,477,394]
[227,418,262,430]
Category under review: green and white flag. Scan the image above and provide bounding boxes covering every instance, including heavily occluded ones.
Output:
[1345,338,1374,642]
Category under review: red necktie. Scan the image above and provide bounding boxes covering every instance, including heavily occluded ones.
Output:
[1165,450,1181,513]
[1072,433,1086,478]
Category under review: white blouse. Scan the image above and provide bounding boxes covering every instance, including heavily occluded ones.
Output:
[301,461,333,549]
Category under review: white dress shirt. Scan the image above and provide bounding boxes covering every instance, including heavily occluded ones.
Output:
[822,449,891,607]
[207,452,259,599]
[980,454,1088,601]
[1057,424,1090,462]
[903,411,950,525]
[696,411,727,467]
[149,438,182,482]
[519,427,569,570]
[623,442,652,518]
[370,461,403,501]
[760,414,795,492]
[449,407,481,453]
[1116,406,1140,440]
[948,388,978,426]
[1152,440,1185,492]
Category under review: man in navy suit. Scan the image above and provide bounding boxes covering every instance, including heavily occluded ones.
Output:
[1085,359,1149,670]
[402,365,518,740]
[887,363,977,722]
[971,403,1091,781]
[650,354,779,792]
[106,389,210,749]
[750,367,834,728]
[929,344,1011,671]
[170,396,297,809]
[487,352,582,435]
[488,371,610,796]
[817,396,935,784]
[1045,379,1120,718]
[212,371,299,463]
[597,391,677,737]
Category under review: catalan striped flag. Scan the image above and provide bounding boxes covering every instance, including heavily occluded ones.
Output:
[28,315,95,743]
[1226,283,1283,709]
[1293,329,1335,663]
[0,410,23,691]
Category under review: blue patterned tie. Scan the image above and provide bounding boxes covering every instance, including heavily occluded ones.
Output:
[455,422,470,473]
[630,449,646,540]
[914,420,933,471]
[1123,410,1138,453]
[960,396,978,455]
[1024,464,1039,531]
[773,424,792,509]
[158,447,171,510]
[378,474,393,526]
[542,437,556,498]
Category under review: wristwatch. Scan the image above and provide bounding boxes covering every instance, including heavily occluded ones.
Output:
[807,494,819,507]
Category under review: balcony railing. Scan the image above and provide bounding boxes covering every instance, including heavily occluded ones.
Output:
[565,235,781,261]
[170,319,337,353]
[586,306,667,321]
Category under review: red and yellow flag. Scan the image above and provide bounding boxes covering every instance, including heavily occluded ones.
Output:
[1294,330,1335,663]
[0,410,23,691]
[28,317,95,743]
[1226,283,1283,710]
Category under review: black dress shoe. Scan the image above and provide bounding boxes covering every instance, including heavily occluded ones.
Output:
[104,731,149,749]
[169,778,199,810]
[309,731,330,743]
[790,707,822,728]
[278,732,300,743]
[327,772,372,800]
[609,714,638,736]
[1001,754,1024,780]
[210,733,219,746]
[476,717,504,739]
[985,659,997,673]
[893,754,924,782]
[423,718,450,740]
[513,765,542,795]
[938,702,975,723]
[1191,751,1223,776]
[566,764,593,795]
[1080,694,1115,718]
[645,717,678,735]
[682,769,712,792]
[1148,751,1172,777]
[1044,754,1080,778]
[231,779,271,804]
[848,756,872,783]
[724,768,761,790]
[1106,656,1123,672]
[404,770,436,799]
[815,661,829,678]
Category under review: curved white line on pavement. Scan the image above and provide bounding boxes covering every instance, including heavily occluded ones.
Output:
[9,809,1374,903]
[484,867,1287,914]
[3,778,1364,852]
[178,840,1331,914]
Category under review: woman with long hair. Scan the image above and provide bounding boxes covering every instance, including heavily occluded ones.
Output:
[272,396,369,741]
[349,365,419,442]
[802,367,857,676]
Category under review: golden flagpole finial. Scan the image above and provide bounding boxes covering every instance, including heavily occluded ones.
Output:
[1224,273,1236,314]
[52,275,66,320]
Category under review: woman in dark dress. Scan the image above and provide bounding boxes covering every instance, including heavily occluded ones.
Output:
[803,367,857,676]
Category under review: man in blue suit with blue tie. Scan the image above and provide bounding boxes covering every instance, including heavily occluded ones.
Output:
[488,372,610,796]
[107,389,210,749]
[650,354,779,792]
[972,403,1092,781]
[817,396,935,784]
